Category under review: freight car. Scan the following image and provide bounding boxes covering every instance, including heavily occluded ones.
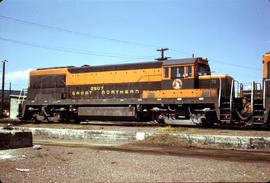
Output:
[19,51,270,128]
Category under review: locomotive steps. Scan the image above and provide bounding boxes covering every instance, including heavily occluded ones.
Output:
[4,126,269,151]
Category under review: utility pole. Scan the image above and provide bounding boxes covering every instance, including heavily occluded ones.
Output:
[156,48,170,61]
[1,60,8,117]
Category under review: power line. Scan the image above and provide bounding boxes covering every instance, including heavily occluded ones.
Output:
[0,15,263,72]
[0,15,193,56]
[1,35,262,73]
[0,15,160,48]
[210,58,261,72]
[0,36,154,60]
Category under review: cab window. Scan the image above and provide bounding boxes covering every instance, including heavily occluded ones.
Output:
[186,66,192,77]
[164,67,169,78]
[197,64,210,76]
[171,66,184,78]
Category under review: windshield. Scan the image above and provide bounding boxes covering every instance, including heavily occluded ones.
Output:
[197,64,210,76]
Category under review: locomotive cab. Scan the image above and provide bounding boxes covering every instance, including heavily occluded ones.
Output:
[161,57,210,90]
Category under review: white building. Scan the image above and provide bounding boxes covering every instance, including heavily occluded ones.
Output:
[9,95,26,119]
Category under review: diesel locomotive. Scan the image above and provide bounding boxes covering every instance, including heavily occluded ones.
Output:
[19,52,270,128]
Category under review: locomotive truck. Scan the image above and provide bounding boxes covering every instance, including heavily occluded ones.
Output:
[19,52,270,128]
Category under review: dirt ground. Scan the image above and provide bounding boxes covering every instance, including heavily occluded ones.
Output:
[1,121,270,182]
[0,143,270,183]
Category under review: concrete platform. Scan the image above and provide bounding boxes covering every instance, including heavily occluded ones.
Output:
[19,127,270,151]
[0,128,33,149]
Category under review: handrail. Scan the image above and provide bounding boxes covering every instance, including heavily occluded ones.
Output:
[218,76,222,108]
[256,83,262,91]
[17,89,23,103]
[22,89,27,103]
[240,83,243,97]
[251,81,254,113]
[233,80,240,98]
[229,80,234,112]
[17,88,27,104]
[263,79,270,109]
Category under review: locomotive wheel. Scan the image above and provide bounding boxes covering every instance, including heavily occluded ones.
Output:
[32,113,52,123]
[154,113,166,125]
[32,111,61,123]
[60,111,80,123]
[201,118,212,127]
[202,112,216,127]
[150,111,162,124]
[59,112,69,123]
[47,115,61,123]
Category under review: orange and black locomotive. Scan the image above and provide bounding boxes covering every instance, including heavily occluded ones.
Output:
[20,52,270,128]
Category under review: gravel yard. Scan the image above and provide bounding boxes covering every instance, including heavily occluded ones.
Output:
[0,143,270,182]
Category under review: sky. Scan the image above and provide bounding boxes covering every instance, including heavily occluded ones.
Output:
[0,0,270,90]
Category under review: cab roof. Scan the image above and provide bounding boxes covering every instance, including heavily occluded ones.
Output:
[162,57,208,66]
[35,57,209,73]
